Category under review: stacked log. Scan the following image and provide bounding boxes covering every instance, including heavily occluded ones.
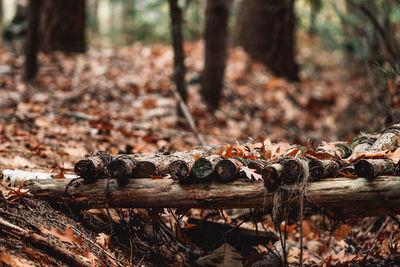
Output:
[72,124,400,189]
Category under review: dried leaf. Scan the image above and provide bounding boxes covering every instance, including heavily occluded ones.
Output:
[388,147,400,164]
[96,233,110,250]
[240,166,263,181]
[54,167,66,179]
[149,175,163,179]
[338,171,358,178]
[41,224,82,247]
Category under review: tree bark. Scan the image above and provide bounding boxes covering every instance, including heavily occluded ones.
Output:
[23,0,41,82]
[234,0,299,81]
[201,0,230,110]
[26,176,400,218]
[168,0,187,118]
[40,0,86,53]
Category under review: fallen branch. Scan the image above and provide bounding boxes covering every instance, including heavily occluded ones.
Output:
[24,175,400,218]
[0,217,91,267]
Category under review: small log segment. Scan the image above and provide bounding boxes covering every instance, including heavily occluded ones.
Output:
[350,135,377,158]
[191,155,222,181]
[370,124,400,151]
[105,147,213,183]
[168,147,214,183]
[73,151,113,182]
[25,176,400,218]
[316,143,352,159]
[355,158,395,179]
[215,157,249,182]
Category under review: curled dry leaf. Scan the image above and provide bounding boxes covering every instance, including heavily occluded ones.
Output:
[96,233,110,250]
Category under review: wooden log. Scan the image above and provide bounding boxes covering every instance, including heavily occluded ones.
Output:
[107,155,138,186]
[25,176,400,218]
[307,158,324,181]
[247,159,270,174]
[168,147,214,182]
[74,151,113,182]
[262,163,283,190]
[192,155,222,180]
[215,158,245,182]
[281,157,309,184]
[316,143,352,159]
[135,147,214,178]
[355,158,395,179]
[350,135,376,158]
[370,124,400,151]
[320,159,341,178]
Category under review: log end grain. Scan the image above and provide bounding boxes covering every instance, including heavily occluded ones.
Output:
[215,159,238,182]
[169,160,190,183]
[135,161,158,178]
[192,158,213,179]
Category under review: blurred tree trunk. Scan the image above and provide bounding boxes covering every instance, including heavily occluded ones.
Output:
[201,0,230,110]
[40,0,86,53]
[0,0,3,26]
[234,0,299,81]
[168,0,187,117]
[23,0,41,82]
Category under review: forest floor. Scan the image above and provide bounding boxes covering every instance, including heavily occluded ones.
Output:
[0,35,399,266]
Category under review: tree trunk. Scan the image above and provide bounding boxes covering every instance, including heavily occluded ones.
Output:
[0,0,3,26]
[168,0,187,117]
[200,0,230,110]
[25,176,400,218]
[23,0,41,82]
[234,0,299,81]
[39,0,86,53]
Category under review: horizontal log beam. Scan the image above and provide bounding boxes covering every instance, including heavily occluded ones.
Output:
[24,176,400,218]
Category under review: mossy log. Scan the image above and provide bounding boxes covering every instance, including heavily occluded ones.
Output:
[25,176,400,218]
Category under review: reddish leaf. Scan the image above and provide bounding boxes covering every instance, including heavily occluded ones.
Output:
[149,175,163,179]
[338,171,358,178]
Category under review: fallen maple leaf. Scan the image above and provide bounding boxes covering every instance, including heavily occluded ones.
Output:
[41,224,82,247]
[240,166,262,181]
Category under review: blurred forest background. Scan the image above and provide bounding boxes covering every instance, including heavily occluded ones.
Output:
[0,1,400,266]
[0,0,400,145]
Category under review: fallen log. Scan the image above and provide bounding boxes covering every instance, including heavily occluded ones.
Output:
[25,176,400,218]
[74,151,113,182]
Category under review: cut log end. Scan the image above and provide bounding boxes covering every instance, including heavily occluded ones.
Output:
[135,161,158,178]
[216,159,238,181]
[169,160,190,182]
[355,159,395,179]
[192,158,212,179]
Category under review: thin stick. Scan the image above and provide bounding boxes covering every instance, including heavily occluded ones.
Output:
[171,86,206,146]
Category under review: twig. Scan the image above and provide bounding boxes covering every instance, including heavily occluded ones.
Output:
[67,111,246,144]
[170,86,206,146]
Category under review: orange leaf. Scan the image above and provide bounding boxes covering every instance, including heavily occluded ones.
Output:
[280,223,296,233]
[149,175,163,179]
[332,224,352,240]
[41,224,82,247]
[338,171,358,178]
[194,154,200,160]
[54,167,66,179]
[286,147,302,157]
